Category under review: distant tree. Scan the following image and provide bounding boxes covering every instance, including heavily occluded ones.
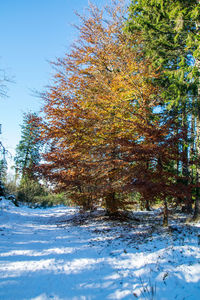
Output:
[14,112,47,204]
[0,146,7,197]
[15,112,42,181]
[0,64,9,196]
[0,61,12,198]
[0,158,7,182]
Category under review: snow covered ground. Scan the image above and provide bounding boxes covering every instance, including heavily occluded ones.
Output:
[0,197,200,300]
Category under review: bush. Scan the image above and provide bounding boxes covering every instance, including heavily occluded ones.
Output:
[16,178,47,204]
[4,176,71,208]
[4,178,18,197]
[32,193,72,208]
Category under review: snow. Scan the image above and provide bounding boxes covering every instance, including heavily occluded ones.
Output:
[0,197,200,300]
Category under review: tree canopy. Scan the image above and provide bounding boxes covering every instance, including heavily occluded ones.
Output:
[35,1,191,223]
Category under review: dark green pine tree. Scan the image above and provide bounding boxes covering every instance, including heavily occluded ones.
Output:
[14,112,46,204]
[126,0,200,219]
[190,0,200,221]
[15,112,42,181]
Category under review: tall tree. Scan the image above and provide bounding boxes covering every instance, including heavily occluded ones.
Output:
[0,64,10,196]
[38,1,185,223]
[15,112,42,181]
[0,142,7,197]
[127,0,200,215]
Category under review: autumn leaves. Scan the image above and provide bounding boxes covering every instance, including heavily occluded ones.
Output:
[38,1,186,217]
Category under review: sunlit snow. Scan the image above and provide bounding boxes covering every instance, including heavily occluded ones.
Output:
[0,197,200,300]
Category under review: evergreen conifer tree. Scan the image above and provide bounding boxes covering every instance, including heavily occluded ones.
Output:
[0,148,7,197]
[15,112,42,181]
[14,112,45,203]
[127,0,200,218]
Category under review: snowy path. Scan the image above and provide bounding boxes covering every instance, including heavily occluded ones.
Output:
[0,199,200,300]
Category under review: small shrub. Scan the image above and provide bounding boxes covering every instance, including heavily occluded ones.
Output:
[16,178,47,204]
[33,193,72,208]
[4,178,18,197]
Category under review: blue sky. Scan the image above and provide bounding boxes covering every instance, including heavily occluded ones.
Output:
[0,0,108,167]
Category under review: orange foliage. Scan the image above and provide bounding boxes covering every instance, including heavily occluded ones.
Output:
[38,1,187,212]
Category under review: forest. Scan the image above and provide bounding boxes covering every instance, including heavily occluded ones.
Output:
[1,0,200,226]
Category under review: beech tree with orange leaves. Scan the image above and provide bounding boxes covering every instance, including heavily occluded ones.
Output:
[38,1,189,224]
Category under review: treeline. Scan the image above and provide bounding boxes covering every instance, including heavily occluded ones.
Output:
[0,113,70,207]
[10,0,200,224]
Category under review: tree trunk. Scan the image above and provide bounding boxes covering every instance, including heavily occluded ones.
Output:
[182,104,192,213]
[193,103,200,220]
[163,198,168,227]
[105,191,118,215]
[145,198,151,211]
[193,196,200,221]
[193,173,200,221]
[190,112,195,184]
[193,16,200,220]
